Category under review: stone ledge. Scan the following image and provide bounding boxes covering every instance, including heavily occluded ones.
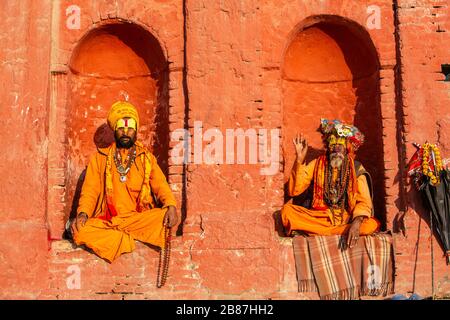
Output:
[50,240,80,252]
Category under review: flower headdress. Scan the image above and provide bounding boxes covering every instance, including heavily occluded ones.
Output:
[320,119,365,151]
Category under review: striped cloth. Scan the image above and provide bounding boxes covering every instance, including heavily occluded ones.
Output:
[293,233,394,300]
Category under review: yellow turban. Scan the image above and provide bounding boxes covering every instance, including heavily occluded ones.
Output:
[107,101,140,130]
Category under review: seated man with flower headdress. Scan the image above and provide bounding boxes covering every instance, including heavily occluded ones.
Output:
[69,101,178,263]
[281,119,380,248]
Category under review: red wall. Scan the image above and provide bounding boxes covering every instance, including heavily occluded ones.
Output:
[0,0,51,298]
[0,0,448,299]
[394,0,450,297]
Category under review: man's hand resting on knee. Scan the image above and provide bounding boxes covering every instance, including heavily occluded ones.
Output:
[347,216,364,248]
[163,206,178,228]
[71,212,88,235]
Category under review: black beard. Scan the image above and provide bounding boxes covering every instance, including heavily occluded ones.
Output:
[116,136,136,149]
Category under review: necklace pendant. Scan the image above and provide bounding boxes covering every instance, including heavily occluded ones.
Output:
[119,175,127,183]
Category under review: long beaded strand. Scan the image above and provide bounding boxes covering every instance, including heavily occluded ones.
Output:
[156,226,171,288]
[324,156,350,208]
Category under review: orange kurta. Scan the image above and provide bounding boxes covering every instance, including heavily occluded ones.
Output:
[281,159,380,236]
[73,143,176,263]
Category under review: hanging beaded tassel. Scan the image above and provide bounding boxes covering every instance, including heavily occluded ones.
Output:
[156,226,171,288]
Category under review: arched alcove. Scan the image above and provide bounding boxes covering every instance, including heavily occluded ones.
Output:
[64,22,170,226]
[282,16,386,227]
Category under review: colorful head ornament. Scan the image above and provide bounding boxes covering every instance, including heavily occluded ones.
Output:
[107,101,140,131]
[320,119,364,151]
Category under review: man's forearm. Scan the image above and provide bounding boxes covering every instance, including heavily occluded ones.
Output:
[352,215,365,223]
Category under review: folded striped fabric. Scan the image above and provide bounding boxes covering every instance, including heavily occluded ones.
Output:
[293,233,394,300]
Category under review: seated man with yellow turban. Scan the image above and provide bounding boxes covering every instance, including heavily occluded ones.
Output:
[69,101,178,263]
[281,119,380,248]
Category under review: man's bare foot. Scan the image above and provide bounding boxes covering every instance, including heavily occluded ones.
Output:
[291,230,309,237]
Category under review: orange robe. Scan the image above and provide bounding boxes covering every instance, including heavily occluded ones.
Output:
[281,159,380,236]
[73,143,176,263]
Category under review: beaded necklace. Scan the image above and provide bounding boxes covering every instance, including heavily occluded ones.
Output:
[324,155,350,209]
[324,156,350,225]
[105,141,153,219]
[113,145,137,183]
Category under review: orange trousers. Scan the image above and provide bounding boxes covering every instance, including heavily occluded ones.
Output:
[281,203,380,237]
[73,207,167,263]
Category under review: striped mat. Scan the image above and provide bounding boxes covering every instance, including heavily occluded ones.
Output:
[293,233,394,300]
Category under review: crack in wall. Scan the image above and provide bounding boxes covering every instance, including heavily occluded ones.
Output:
[176,0,190,237]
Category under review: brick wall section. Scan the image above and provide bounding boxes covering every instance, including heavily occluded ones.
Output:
[0,0,52,298]
[0,0,448,299]
[184,0,282,297]
[394,0,450,297]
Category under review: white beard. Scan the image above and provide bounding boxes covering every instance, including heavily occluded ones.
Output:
[330,153,344,168]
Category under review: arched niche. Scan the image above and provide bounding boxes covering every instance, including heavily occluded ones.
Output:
[282,15,386,227]
[64,22,170,228]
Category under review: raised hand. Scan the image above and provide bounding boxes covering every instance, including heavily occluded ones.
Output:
[293,133,308,164]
